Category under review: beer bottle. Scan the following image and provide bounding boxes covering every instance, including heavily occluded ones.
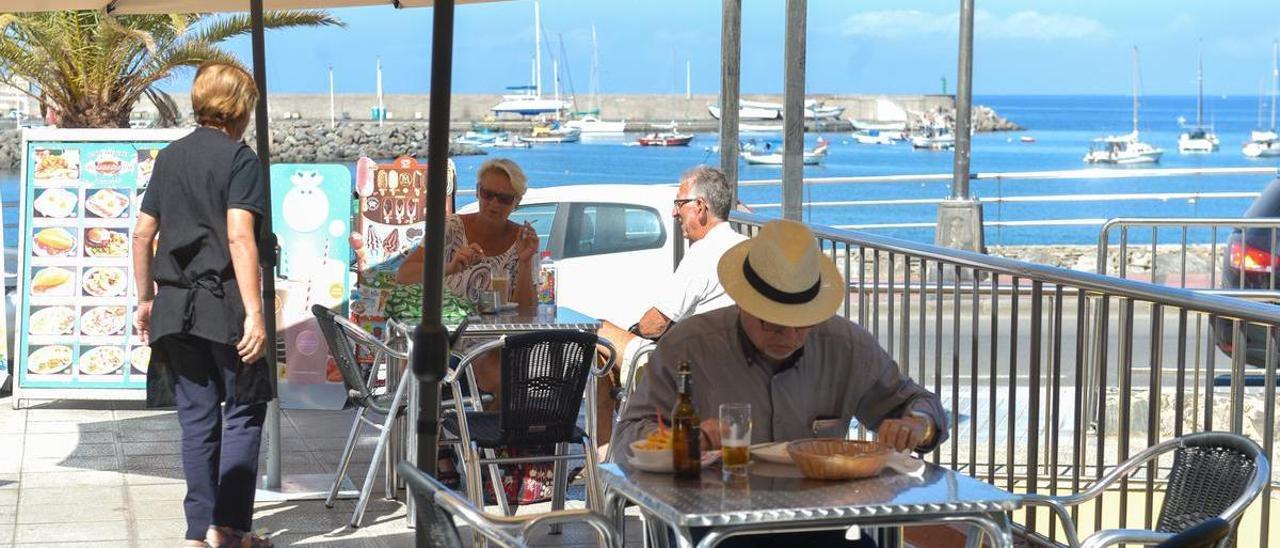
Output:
[671,361,702,478]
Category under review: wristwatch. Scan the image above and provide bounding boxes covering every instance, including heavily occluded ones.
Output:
[909,409,936,447]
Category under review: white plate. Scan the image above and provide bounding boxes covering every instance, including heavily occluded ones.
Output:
[627,456,674,473]
[750,442,793,464]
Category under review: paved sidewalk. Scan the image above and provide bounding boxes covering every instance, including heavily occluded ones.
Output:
[0,394,632,547]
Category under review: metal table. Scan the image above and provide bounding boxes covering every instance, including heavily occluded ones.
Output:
[397,305,602,525]
[599,461,1021,548]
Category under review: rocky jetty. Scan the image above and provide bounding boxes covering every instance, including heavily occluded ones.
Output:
[0,129,19,170]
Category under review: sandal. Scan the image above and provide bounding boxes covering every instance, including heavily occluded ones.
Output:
[209,527,274,548]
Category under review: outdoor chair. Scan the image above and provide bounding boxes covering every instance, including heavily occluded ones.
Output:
[443,331,616,518]
[397,461,619,548]
[1023,431,1269,548]
[312,304,413,528]
[604,341,655,463]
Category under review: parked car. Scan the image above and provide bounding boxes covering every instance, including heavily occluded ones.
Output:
[459,184,682,327]
[1214,175,1280,367]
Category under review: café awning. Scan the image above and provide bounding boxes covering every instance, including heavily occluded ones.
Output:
[5,0,502,13]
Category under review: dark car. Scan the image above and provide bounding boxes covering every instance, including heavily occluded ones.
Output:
[1214,176,1280,367]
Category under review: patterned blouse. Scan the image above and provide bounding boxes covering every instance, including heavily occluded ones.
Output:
[444,214,521,304]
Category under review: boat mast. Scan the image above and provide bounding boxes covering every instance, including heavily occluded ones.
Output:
[534,0,542,97]
[1196,40,1203,127]
[590,24,600,113]
[1271,39,1278,130]
[1131,45,1140,135]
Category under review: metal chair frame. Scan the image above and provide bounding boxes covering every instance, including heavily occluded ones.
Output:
[1022,431,1270,548]
[312,305,412,528]
[604,341,655,464]
[397,461,620,548]
[445,332,616,518]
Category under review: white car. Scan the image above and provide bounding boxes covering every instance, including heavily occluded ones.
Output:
[460,184,682,327]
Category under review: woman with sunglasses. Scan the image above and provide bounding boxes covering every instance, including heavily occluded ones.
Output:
[398,158,546,503]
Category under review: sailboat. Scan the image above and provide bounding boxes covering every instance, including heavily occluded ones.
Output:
[1243,40,1280,158]
[489,0,571,118]
[1085,46,1163,165]
[567,25,626,134]
[1178,43,1220,153]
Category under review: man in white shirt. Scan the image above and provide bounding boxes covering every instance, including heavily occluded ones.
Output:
[596,166,747,446]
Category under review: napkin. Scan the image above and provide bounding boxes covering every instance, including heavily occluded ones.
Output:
[884,452,927,478]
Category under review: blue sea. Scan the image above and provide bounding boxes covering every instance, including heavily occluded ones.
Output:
[3,94,1278,249]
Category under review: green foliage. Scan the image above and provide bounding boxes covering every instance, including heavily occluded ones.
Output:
[0,10,342,128]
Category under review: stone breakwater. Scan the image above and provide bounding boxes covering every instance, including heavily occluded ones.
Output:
[0,129,19,170]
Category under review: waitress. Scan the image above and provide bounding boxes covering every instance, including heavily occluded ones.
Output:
[132,62,274,548]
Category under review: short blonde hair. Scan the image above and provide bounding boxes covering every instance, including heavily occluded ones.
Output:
[191,62,258,128]
[476,158,528,198]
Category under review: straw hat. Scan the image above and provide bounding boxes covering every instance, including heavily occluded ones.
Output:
[717,219,843,327]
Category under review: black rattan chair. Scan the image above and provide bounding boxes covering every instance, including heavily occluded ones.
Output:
[312,304,411,528]
[443,331,616,517]
[1023,431,1269,548]
[1153,517,1231,548]
[397,461,618,548]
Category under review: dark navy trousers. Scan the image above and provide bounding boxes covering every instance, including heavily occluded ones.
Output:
[163,334,267,541]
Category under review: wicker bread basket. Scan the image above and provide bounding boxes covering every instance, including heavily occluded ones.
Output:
[786,439,892,480]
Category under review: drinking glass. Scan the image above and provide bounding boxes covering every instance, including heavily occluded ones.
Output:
[719,403,751,471]
[490,271,510,304]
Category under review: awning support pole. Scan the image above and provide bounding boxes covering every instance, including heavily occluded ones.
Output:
[719,0,741,203]
[781,0,806,221]
[413,0,455,544]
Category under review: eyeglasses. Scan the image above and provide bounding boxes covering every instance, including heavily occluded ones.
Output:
[478,187,517,206]
[758,317,817,335]
[673,197,699,209]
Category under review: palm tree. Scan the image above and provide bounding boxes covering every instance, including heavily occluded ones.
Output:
[0,10,342,128]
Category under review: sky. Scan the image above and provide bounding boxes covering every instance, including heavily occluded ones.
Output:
[203,0,1280,97]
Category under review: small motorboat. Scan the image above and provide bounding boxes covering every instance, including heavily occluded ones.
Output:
[852,129,900,145]
[637,132,694,147]
[520,123,581,144]
[1020,135,1036,143]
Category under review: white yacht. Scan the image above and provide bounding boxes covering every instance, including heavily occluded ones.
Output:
[1178,45,1219,154]
[566,115,625,133]
[851,129,901,145]
[1243,40,1280,158]
[1085,46,1162,165]
[489,0,571,118]
[1085,132,1165,164]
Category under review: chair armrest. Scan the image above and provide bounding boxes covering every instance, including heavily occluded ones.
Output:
[334,314,410,360]
[518,510,619,548]
[444,338,505,384]
[1022,495,1081,547]
[429,488,526,547]
[1080,529,1173,548]
[592,336,617,377]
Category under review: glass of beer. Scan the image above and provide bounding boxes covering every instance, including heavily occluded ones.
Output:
[490,271,510,304]
[719,403,752,473]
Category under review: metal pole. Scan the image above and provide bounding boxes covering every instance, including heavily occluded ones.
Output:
[781,0,806,221]
[413,6,454,544]
[950,0,975,200]
[249,0,282,491]
[719,0,741,204]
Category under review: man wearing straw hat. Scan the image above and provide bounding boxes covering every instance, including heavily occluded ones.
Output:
[614,219,947,459]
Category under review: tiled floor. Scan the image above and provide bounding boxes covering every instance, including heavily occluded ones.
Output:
[0,394,639,547]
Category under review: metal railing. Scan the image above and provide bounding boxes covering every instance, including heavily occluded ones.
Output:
[729,211,1279,546]
[1098,218,1280,290]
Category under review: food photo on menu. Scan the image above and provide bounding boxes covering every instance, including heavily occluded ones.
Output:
[83,227,129,258]
[29,306,76,336]
[27,344,73,376]
[85,188,131,218]
[32,148,80,183]
[130,346,151,374]
[31,266,76,296]
[82,266,127,297]
[79,346,126,376]
[33,226,77,257]
[32,188,79,219]
[85,149,131,180]
[136,148,159,186]
[80,305,127,337]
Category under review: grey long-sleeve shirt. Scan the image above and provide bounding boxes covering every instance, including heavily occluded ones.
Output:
[611,306,948,462]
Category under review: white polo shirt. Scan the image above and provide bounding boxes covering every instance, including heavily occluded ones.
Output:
[654,222,749,322]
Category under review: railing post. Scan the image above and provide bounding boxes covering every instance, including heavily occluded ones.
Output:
[935,0,984,253]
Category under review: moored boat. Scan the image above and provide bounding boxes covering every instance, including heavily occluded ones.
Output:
[637,132,694,146]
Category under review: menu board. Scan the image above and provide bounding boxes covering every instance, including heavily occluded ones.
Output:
[271,164,352,410]
[349,156,429,361]
[14,128,191,402]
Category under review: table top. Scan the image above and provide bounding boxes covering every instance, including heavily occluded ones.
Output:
[445,305,601,335]
[599,462,1021,528]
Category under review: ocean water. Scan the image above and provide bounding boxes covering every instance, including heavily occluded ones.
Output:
[3,94,1278,249]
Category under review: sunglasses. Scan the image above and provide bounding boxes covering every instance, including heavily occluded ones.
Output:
[478,187,517,206]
